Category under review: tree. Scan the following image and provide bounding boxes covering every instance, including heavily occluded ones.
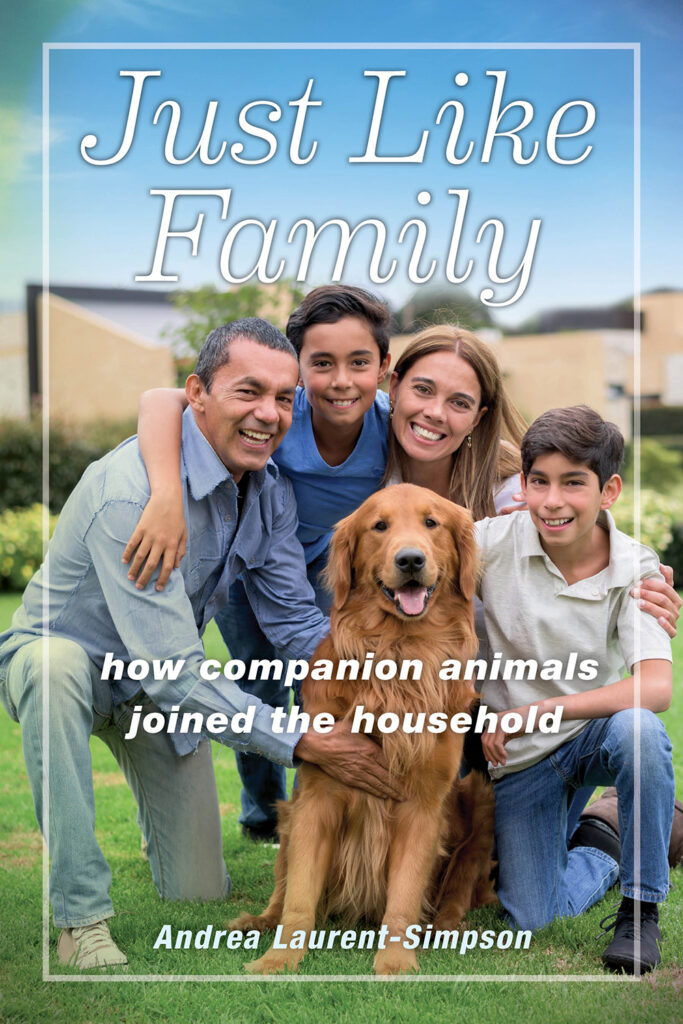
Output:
[163,281,305,360]
[398,286,496,333]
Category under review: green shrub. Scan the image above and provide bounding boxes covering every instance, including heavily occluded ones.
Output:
[640,404,683,438]
[0,504,57,590]
[0,417,136,514]
[662,522,683,587]
[622,438,683,493]
[612,487,683,554]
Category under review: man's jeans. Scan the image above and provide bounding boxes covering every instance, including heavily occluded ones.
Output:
[0,636,230,928]
[493,709,674,931]
[216,550,331,831]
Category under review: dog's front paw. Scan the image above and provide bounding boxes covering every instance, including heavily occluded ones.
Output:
[432,908,465,931]
[244,947,304,974]
[373,947,419,975]
[229,912,279,934]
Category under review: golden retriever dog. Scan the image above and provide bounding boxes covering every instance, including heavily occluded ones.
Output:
[232,483,496,974]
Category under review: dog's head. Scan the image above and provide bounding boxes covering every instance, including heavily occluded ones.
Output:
[325,483,477,618]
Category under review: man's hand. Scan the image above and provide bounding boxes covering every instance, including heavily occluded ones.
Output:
[294,719,404,800]
[632,565,681,639]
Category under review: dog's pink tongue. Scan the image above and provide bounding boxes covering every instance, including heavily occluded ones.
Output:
[396,585,428,616]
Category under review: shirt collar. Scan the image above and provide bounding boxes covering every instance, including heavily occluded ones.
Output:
[519,507,638,590]
[180,406,278,502]
[519,511,548,559]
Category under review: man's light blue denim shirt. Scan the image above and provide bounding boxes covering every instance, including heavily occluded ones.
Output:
[0,407,329,763]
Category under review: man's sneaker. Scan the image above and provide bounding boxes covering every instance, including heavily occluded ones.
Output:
[57,920,128,969]
[599,898,662,974]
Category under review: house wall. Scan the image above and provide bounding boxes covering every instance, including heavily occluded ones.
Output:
[42,294,175,423]
[640,291,683,397]
[0,312,29,419]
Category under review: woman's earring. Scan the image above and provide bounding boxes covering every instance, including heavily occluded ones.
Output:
[389,403,394,420]
[467,433,472,449]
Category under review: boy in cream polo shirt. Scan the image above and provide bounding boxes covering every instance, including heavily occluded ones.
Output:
[475,406,674,975]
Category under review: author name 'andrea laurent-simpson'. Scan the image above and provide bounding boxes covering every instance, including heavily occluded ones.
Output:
[153,924,532,954]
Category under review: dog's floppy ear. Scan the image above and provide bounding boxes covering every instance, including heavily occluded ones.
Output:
[323,512,358,609]
[446,504,478,602]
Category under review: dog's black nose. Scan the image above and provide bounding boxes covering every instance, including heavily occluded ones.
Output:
[394,548,426,574]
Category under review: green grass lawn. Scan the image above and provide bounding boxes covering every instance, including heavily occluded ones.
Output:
[0,591,681,1023]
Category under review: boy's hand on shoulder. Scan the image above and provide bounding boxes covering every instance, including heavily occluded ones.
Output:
[122,489,187,591]
[632,565,680,639]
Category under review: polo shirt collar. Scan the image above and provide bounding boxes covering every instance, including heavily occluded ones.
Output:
[519,511,548,559]
[519,506,637,591]
[180,406,277,501]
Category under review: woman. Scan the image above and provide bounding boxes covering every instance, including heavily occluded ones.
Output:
[384,325,526,517]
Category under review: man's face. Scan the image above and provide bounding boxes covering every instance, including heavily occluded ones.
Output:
[187,337,298,481]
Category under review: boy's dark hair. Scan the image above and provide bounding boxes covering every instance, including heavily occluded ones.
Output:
[195,318,296,390]
[521,405,624,487]
[286,284,391,360]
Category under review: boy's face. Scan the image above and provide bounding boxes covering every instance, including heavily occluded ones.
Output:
[298,316,390,431]
[522,451,621,555]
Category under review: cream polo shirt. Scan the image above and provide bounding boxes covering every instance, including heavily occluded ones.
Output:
[474,510,672,779]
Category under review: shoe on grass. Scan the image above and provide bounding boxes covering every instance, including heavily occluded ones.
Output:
[599,897,661,975]
[582,788,683,867]
[57,920,128,969]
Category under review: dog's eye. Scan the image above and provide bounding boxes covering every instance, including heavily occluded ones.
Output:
[372,520,388,532]
[424,518,438,529]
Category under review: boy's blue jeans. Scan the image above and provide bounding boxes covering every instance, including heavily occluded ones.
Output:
[0,636,230,927]
[215,550,332,832]
[493,709,674,931]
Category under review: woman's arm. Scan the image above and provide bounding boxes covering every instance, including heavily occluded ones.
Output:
[122,388,189,590]
[482,659,672,767]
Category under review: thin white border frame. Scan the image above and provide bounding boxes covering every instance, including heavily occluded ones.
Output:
[41,40,641,984]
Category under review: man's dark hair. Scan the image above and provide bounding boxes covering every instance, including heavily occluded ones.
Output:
[286,285,391,360]
[521,405,625,487]
[194,318,296,390]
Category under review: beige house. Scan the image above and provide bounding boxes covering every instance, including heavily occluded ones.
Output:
[0,311,29,420]
[389,290,683,441]
[1,285,681,431]
[2,285,178,424]
[640,291,683,402]
[43,293,176,423]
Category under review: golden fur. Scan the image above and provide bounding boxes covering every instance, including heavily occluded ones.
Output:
[231,483,496,974]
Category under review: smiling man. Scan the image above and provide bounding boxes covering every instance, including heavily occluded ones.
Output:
[0,318,398,972]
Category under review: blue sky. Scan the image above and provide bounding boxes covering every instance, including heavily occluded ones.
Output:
[2,0,682,328]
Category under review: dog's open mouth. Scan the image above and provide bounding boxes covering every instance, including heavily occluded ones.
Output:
[378,578,437,617]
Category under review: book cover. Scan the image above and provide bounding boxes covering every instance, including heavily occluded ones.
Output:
[1,1,681,1019]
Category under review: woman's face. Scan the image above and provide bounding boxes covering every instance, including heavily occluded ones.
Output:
[389,350,487,464]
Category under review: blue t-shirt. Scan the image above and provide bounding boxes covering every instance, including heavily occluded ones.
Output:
[273,387,390,563]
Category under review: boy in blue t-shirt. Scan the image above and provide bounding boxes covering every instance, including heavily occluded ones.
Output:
[475,406,674,974]
[216,286,391,839]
